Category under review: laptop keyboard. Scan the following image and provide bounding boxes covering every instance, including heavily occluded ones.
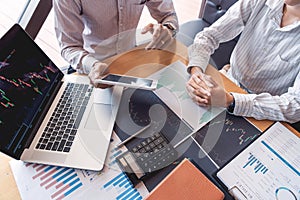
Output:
[35,83,93,153]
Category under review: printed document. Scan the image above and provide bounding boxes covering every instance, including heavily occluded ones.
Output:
[217,122,300,200]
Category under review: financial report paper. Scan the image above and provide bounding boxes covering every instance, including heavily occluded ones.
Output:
[217,122,300,200]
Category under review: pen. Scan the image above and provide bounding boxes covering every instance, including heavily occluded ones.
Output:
[117,124,151,147]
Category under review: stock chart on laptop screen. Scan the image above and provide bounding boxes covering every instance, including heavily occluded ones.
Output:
[0,25,63,157]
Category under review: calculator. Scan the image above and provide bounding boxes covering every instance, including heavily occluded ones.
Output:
[116,132,178,186]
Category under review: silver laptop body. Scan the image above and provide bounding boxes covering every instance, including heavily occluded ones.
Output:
[0,24,122,171]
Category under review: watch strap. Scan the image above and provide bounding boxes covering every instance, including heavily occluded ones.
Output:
[227,93,235,113]
[163,22,177,37]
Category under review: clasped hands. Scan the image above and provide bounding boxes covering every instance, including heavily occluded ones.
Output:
[89,23,174,87]
[186,67,233,108]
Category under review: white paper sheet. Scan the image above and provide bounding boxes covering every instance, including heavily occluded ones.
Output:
[10,132,149,200]
[149,61,223,130]
[217,122,300,200]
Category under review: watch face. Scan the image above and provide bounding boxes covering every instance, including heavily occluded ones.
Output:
[163,23,176,31]
[163,23,177,37]
[227,101,235,113]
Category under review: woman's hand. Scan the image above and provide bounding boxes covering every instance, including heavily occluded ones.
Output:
[186,67,233,107]
[186,67,212,106]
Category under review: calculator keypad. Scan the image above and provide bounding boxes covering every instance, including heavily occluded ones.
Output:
[131,132,177,173]
[116,132,178,185]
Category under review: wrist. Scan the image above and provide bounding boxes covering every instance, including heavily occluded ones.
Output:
[190,66,203,74]
[82,55,99,74]
[163,22,177,37]
[226,93,235,113]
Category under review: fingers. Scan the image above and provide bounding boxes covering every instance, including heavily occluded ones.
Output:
[145,24,173,50]
[203,74,218,88]
[186,70,226,107]
[186,74,213,106]
[141,23,154,35]
[190,73,211,96]
[201,74,215,88]
[151,24,163,38]
[145,34,171,50]
[186,84,209,107]
[88,62,110,88]
[145,24,163,49]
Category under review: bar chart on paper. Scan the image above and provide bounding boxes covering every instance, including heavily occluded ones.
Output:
[9,133,149,200]
[216,122,300,200]
[101,172,142,200]
[25,163,83,200]
[242,153,269,174]
[8,161,84,200]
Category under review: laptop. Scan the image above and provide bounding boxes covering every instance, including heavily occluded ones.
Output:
[0,24,123,171]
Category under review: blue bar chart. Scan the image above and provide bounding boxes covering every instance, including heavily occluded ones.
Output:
[242,153,268,174]
[10,133,149,200]
[25,163,83,200]
[108,147,124,167]
[101,172,143,200]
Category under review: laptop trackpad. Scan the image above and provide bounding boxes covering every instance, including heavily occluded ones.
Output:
[84,103,114,131]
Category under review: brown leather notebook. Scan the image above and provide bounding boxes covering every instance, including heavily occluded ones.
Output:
[145,158,224,200]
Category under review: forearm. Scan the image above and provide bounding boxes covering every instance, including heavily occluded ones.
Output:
[161,14,179,30]
[188,0,253,72]
[146,0,178,29]
[61,47,98,74]
[232,92,300,123]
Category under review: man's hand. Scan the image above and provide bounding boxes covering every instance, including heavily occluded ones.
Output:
[141,23,174,50]
[88,62,109,88]
[186,67,233,107]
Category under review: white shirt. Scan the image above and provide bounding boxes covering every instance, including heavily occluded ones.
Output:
[188,0,300,123]
[53,0,178,74]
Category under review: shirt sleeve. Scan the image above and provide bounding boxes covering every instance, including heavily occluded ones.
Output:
[187,0,257,72]
[231,71,300,123]
[146,0,179,29]
[53,0,97,74]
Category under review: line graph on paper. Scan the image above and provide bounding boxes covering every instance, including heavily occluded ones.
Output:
[192,110,262,168]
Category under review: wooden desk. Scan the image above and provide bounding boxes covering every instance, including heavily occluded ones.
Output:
[0,41,297,199]
[105,43,273,132]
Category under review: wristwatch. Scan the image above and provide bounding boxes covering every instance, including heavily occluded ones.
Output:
[163,22,177,37]
[227,94,235,113]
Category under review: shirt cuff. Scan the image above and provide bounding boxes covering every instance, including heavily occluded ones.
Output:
[186,66,203,74]
[161,16,179,30]
[231,93,256,116]
[187,46,209,72]
[81,55,99,74]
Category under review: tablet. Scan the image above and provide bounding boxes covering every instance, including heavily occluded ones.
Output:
[95,73,157,90]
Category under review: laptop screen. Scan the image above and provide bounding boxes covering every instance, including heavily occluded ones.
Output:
[0,24,64,158]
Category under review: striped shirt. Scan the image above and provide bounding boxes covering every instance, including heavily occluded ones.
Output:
[53,0,178,74]
[188,0,300,123]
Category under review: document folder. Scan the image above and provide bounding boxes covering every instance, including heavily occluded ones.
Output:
[145,158,224,200]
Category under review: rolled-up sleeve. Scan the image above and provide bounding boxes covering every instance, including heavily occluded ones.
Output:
[53,0,92,73]
[232,72,300,123]
[146,0,179,29]
[187,0,255,72]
